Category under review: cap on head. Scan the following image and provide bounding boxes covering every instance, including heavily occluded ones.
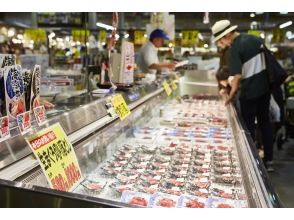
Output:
[149,29,170,41]
[211,20,238,42]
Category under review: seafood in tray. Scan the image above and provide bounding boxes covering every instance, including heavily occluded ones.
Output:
[149,193,179,208]
[209,197,243,208]
[121,191,151,207]
[178,194,209,208]
[81,179,107,195]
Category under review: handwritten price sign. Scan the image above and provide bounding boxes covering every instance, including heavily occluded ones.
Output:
[162,80,172,96]
[170,80,178,90]
[110,94,131,120]
[25,123,82,192]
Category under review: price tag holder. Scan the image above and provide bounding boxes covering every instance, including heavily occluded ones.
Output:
[170,80,178,90]
[162,80,172,96]
[16,111,32,135]
[110,94,131,120]
[0,116,10,142]
[33,105,47,126]
[25,123,82,192]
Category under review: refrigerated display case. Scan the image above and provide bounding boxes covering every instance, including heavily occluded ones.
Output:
[0,71,282,208]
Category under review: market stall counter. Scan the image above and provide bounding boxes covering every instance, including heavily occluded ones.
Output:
[0,72,281,208]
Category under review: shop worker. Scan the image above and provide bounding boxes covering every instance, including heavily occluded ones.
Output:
[136,29,176,81]
[211,20,274,171]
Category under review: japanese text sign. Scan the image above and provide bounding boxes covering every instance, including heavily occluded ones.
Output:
[25,123,82,192]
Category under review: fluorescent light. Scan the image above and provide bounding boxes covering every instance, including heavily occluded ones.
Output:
[96,22,114,30]
[280,12,288,15]
[260,33,265,39]
[279,21,293,29]
[250,13,255,18]
[8,29,15,37]
[17,34,23,40]
[255,12,264,15]
[48,32,55,38]
[124,34,129,38]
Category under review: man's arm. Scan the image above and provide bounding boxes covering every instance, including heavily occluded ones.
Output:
[225,74,241,105]
[149,62,176,70]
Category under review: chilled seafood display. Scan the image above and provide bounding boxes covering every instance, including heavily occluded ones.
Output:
[72,95,248,208]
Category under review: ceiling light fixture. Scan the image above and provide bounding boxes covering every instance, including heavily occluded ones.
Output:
[279,21,293,29]
[96,22,114,30]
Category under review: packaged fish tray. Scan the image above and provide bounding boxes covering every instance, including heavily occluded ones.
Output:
[121,190,151,207]
[178,194,209,208]
[139,144,158,154]
[149,192,179,208]
[80,179,107,196]
[208,196,241,208]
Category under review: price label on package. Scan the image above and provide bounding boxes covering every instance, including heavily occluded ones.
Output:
[16,111,32,135]
[0,116,10,142]
[110,94,131,120]
[162,80,172,96]
[170,80,178,90]
[25,123,82,192]
[33,105,46,126]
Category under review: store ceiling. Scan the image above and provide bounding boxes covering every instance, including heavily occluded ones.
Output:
[0,12,293,33]
[97,12,294,32]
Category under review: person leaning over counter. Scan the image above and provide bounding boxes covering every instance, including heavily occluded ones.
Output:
[211,20,274,171]
[136,29,176,81]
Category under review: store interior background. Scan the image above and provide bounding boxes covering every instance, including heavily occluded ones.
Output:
[0,12,294,207]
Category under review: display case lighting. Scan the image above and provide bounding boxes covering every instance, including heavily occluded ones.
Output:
[279,21,292,29]
[48,32,55,38]
[17,34,23,40]
[8,29,15,37]
[260,33,265,39]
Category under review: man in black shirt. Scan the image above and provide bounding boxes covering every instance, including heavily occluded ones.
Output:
[211,20,274,171]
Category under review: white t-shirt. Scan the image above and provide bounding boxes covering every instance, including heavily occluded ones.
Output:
[136,41,159,75]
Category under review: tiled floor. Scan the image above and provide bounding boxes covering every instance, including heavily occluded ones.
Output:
[268,139,294,208]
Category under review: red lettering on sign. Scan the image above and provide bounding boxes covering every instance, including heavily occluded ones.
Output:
[29,131,57,150]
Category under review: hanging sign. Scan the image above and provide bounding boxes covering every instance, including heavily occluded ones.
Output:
[25,123,82,192]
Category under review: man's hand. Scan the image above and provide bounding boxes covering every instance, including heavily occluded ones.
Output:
[167,62,176,70]
[225,96,232,106]
[219,88,227,96]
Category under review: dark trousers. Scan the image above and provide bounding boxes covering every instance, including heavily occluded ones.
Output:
[239,94,273,162]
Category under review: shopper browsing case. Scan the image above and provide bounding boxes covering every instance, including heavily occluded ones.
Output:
[136,29,176,81]
[211,20,274,171]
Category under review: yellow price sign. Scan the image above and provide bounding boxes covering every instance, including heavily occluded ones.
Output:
[111,94,131,120]
[170,80,178,90]
[24,29,47,43]
[99,30,107,43]
[162,80,172,96]
[134,31,146,45]
[25,123,82,192]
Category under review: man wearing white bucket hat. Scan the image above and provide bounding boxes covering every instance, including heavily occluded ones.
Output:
[211,20,274,171]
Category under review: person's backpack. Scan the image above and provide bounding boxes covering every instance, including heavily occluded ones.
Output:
[261,44,288,89]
